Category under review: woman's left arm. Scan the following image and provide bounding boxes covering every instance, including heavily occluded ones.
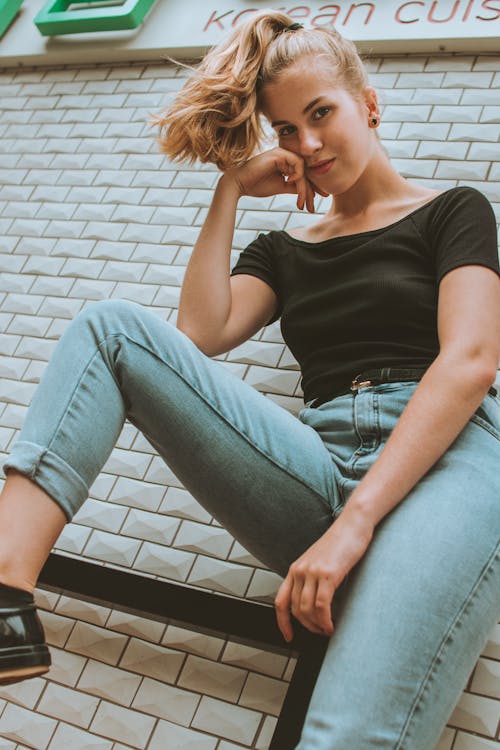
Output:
[275,264,500,641]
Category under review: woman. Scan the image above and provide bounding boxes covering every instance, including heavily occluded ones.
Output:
[1,10,499,749]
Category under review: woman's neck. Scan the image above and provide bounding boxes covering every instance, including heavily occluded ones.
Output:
[324,151,426,222]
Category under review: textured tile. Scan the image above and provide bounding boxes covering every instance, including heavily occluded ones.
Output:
[162,625,224,661]
[222,642,288,679]
[228,541,264,568]
[246,569,284,603]
[106,609,166,643]
[435,727,456,750]
[132,676,199,725]
[121,507,180,545]
[256,715,278,750]
[37,610,75,648]
[65,621,129,666]
[53,522,92,554]
[0,702,57,749]
[158,487,212,522]
[147,719,217,750]
[173,520,233,559]
[77,658,141,706]
[0,676,45,710]
[482,623,500,661]
[34,587,59,612]
[37,681,99,728]
[283,656,297,682]
[119,637,185,682]
[90,700,155,749]
[239,672,288,715]
[227,340,284,368]
[244,366,300,396]
[83,528,141,567]
[187,555,253,597]
[470,658,500,700]
[108,476,166,512]
[102,447,152,480]
[55,596,110,627]
[45,645,87,687]
[192,696,261,745]
[178,654,247,702]
[72,498,128,533]
[454,733,500,750]
[448,692,500,736]
[144,456,182,487]
[6,336,56,362]
[47,721,113,750]
[133,541,195,582]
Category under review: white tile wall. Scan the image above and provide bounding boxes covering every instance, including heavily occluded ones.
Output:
[0,50,499,749]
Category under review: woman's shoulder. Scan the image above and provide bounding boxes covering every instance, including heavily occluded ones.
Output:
[418,185,495,230]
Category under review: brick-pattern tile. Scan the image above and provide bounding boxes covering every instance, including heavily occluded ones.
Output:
[192,695,261,745]
[77,659,142,706]
[0,55,498,750]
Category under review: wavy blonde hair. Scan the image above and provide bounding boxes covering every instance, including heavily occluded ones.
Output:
[153,10,369,171]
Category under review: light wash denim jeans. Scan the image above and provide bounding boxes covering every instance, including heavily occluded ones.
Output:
[4,299,500,750]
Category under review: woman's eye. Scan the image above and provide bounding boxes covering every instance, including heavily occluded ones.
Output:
[313,106,330,120]
[278,126,294,137]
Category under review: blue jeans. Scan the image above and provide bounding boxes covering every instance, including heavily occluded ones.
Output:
[4,300,500,749]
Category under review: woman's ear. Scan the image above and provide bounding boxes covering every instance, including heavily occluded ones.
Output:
[363,86,380,119]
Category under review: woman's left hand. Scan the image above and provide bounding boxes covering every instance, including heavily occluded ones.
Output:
[274,506,375,641]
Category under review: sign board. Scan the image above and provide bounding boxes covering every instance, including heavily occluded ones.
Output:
[0,0,498,66]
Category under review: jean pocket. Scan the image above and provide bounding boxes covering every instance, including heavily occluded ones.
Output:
[470,393,500,442]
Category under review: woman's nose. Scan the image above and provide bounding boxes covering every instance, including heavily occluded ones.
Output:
[298,129,322,155]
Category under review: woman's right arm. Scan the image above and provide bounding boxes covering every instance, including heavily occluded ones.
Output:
[176,148,321,356]
[176,173,276,356]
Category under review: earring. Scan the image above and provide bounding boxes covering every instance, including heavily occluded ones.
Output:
[370,116,379,126]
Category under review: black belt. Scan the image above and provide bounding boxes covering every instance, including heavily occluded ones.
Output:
[309,366,498,408]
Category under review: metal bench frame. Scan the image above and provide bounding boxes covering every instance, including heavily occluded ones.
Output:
[39,552,328,749]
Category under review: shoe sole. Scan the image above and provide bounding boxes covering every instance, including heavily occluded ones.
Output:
[0,664,50,685]
[0,644,51,685]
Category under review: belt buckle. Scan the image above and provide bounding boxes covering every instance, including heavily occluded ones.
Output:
[350,375,372,392]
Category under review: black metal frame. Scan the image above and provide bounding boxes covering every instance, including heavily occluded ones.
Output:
[39,552,327,749]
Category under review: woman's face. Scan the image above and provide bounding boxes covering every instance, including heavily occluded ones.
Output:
[260,55,379,196]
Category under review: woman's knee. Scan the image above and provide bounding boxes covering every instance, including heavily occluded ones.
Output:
[67,298,153,343]
[78,298,142,326]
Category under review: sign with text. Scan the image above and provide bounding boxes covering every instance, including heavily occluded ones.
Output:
[0,0,498,66]
[204,2,500,36]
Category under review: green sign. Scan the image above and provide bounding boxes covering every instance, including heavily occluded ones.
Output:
[34,0,157,36]
[0,0,23,39]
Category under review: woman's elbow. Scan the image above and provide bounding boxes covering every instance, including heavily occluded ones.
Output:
[175,322,223,357]
[459,353,498,395]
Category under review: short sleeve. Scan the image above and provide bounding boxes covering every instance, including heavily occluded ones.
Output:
[231,231,282,323]
[427,186,500,283]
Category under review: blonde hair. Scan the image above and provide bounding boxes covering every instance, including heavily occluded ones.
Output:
[153,10,369,171]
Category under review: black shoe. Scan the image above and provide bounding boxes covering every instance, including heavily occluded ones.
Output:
[0,582,51,685]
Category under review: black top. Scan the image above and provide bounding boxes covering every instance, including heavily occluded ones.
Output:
[231,186,500,404]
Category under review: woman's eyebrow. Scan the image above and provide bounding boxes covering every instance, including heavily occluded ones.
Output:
[271,96,323,127]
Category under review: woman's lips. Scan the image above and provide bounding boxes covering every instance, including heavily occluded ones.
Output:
[308,158,335,175]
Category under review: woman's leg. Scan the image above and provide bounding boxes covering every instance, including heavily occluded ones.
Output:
[0,472,66,593]
[296,386,500,749]
[2,298,342,589]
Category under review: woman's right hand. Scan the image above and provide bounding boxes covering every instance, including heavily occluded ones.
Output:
[224,148,328,213]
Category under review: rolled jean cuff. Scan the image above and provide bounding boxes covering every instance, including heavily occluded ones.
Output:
[3,440,87,522]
